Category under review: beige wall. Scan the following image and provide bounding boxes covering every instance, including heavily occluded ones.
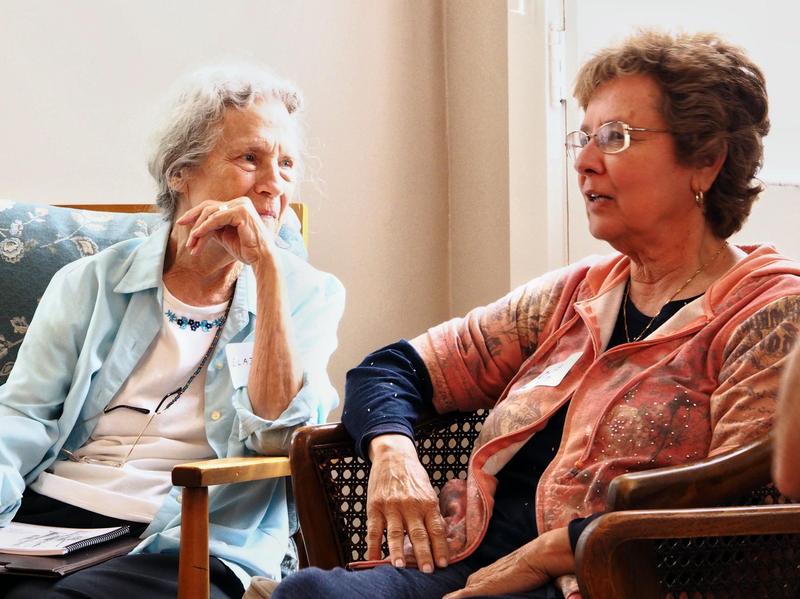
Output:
[443,0,560,316]
[444,2,510,316]
[0,0,450,415]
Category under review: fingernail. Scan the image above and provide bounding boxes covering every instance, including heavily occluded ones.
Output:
[422,563,433,574]
[394,558,404,568]
[437,558,448,568]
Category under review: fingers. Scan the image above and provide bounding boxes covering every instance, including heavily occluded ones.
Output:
[384,511,407,568]
[442,581,479,599]
[366,508,446,572]
[425,510,450,569]
[176,199,276,265]
[442,567,502,599]
[184,203,241,253]
[366,512,386,562]
[406,516,434,573]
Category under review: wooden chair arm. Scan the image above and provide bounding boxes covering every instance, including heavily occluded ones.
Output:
[290,423,353,569]
[575,504,800,599]
[606,435,772,510]
[171,456,291,487]
[59,203,157,213]
[173,456,291,599]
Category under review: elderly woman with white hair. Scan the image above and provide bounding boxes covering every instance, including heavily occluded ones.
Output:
[0,65,345,598]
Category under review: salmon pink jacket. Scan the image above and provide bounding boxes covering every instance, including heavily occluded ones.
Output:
[411,245,800,561]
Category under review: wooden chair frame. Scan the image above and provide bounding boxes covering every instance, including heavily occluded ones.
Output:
[291,414,800,599]
[575,435,800,598]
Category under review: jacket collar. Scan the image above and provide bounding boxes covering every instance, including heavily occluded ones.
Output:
[576,244,800,346]
[114,222,170,295]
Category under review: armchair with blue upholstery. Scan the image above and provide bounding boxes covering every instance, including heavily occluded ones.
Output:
[0,199,307,599]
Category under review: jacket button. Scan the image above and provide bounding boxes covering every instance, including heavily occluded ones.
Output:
[211,410,222,421]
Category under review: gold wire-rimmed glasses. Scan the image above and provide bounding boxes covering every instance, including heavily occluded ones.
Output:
[565,120,671,160]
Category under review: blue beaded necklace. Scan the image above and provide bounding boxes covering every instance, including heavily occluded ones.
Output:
[165,309,227,332]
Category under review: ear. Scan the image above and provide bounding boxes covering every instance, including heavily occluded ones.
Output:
[168,169,188,194]
[692,140,728,193]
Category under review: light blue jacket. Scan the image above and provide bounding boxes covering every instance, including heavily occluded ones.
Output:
[0,223,345,585]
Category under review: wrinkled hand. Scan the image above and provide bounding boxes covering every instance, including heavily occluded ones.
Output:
[176,198,278,266]
[367,434,449,573]
[442,527,574,599]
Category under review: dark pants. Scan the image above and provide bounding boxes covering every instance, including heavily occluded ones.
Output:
[272,561,563,599]
[1,552,244,599]
[0,490,244,599]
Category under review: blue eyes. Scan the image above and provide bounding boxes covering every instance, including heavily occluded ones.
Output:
[240,154,293,169]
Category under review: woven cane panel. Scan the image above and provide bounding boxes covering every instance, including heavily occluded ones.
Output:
[312,409,488,563]
[654,533,800,598]
[736,482,787,506]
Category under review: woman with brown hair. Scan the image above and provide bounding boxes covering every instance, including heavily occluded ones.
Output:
[274,30,800,599]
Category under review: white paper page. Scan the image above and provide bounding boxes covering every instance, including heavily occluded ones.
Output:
[0,522,125,556]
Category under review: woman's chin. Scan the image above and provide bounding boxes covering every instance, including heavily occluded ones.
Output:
[586,221,616,243]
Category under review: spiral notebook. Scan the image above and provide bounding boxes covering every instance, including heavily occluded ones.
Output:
[0,522,132,556]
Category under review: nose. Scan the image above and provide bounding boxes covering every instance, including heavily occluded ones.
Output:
[254,160,285,197]
[573,138,605,177]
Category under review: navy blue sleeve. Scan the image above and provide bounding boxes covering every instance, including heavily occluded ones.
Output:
[567,512,605,553]
[342,339,434,459]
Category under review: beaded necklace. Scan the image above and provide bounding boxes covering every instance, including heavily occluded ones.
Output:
[165,309,226,332]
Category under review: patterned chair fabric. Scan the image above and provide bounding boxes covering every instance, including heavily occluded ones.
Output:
[0,200,306,385]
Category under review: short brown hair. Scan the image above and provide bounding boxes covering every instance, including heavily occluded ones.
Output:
[574,30,769,238]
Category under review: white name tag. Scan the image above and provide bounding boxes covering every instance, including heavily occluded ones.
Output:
[225,342,254,388]
[521,351,582,389]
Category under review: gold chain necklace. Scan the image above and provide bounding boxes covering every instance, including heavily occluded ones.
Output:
[623,242,728,343]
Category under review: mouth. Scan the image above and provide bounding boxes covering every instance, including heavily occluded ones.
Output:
[585,192,614,203]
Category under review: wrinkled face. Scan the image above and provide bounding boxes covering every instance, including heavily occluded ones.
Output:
[574,74,698,250]
[178,98,299,232]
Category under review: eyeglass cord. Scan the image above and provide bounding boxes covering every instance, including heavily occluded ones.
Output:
[61,296,233,468]
[158,297,233,414]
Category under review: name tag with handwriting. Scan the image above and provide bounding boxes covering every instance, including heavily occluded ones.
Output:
[225,342,254,388]
[520,351,582,389]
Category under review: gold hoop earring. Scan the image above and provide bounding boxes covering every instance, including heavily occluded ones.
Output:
[694,190,705,209]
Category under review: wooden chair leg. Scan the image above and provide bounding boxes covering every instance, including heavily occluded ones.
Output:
[178,486,209,599]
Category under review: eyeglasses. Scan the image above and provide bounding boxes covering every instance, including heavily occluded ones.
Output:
[102,388,184,417]
[565,120,671,160]
[62,389,187,468]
